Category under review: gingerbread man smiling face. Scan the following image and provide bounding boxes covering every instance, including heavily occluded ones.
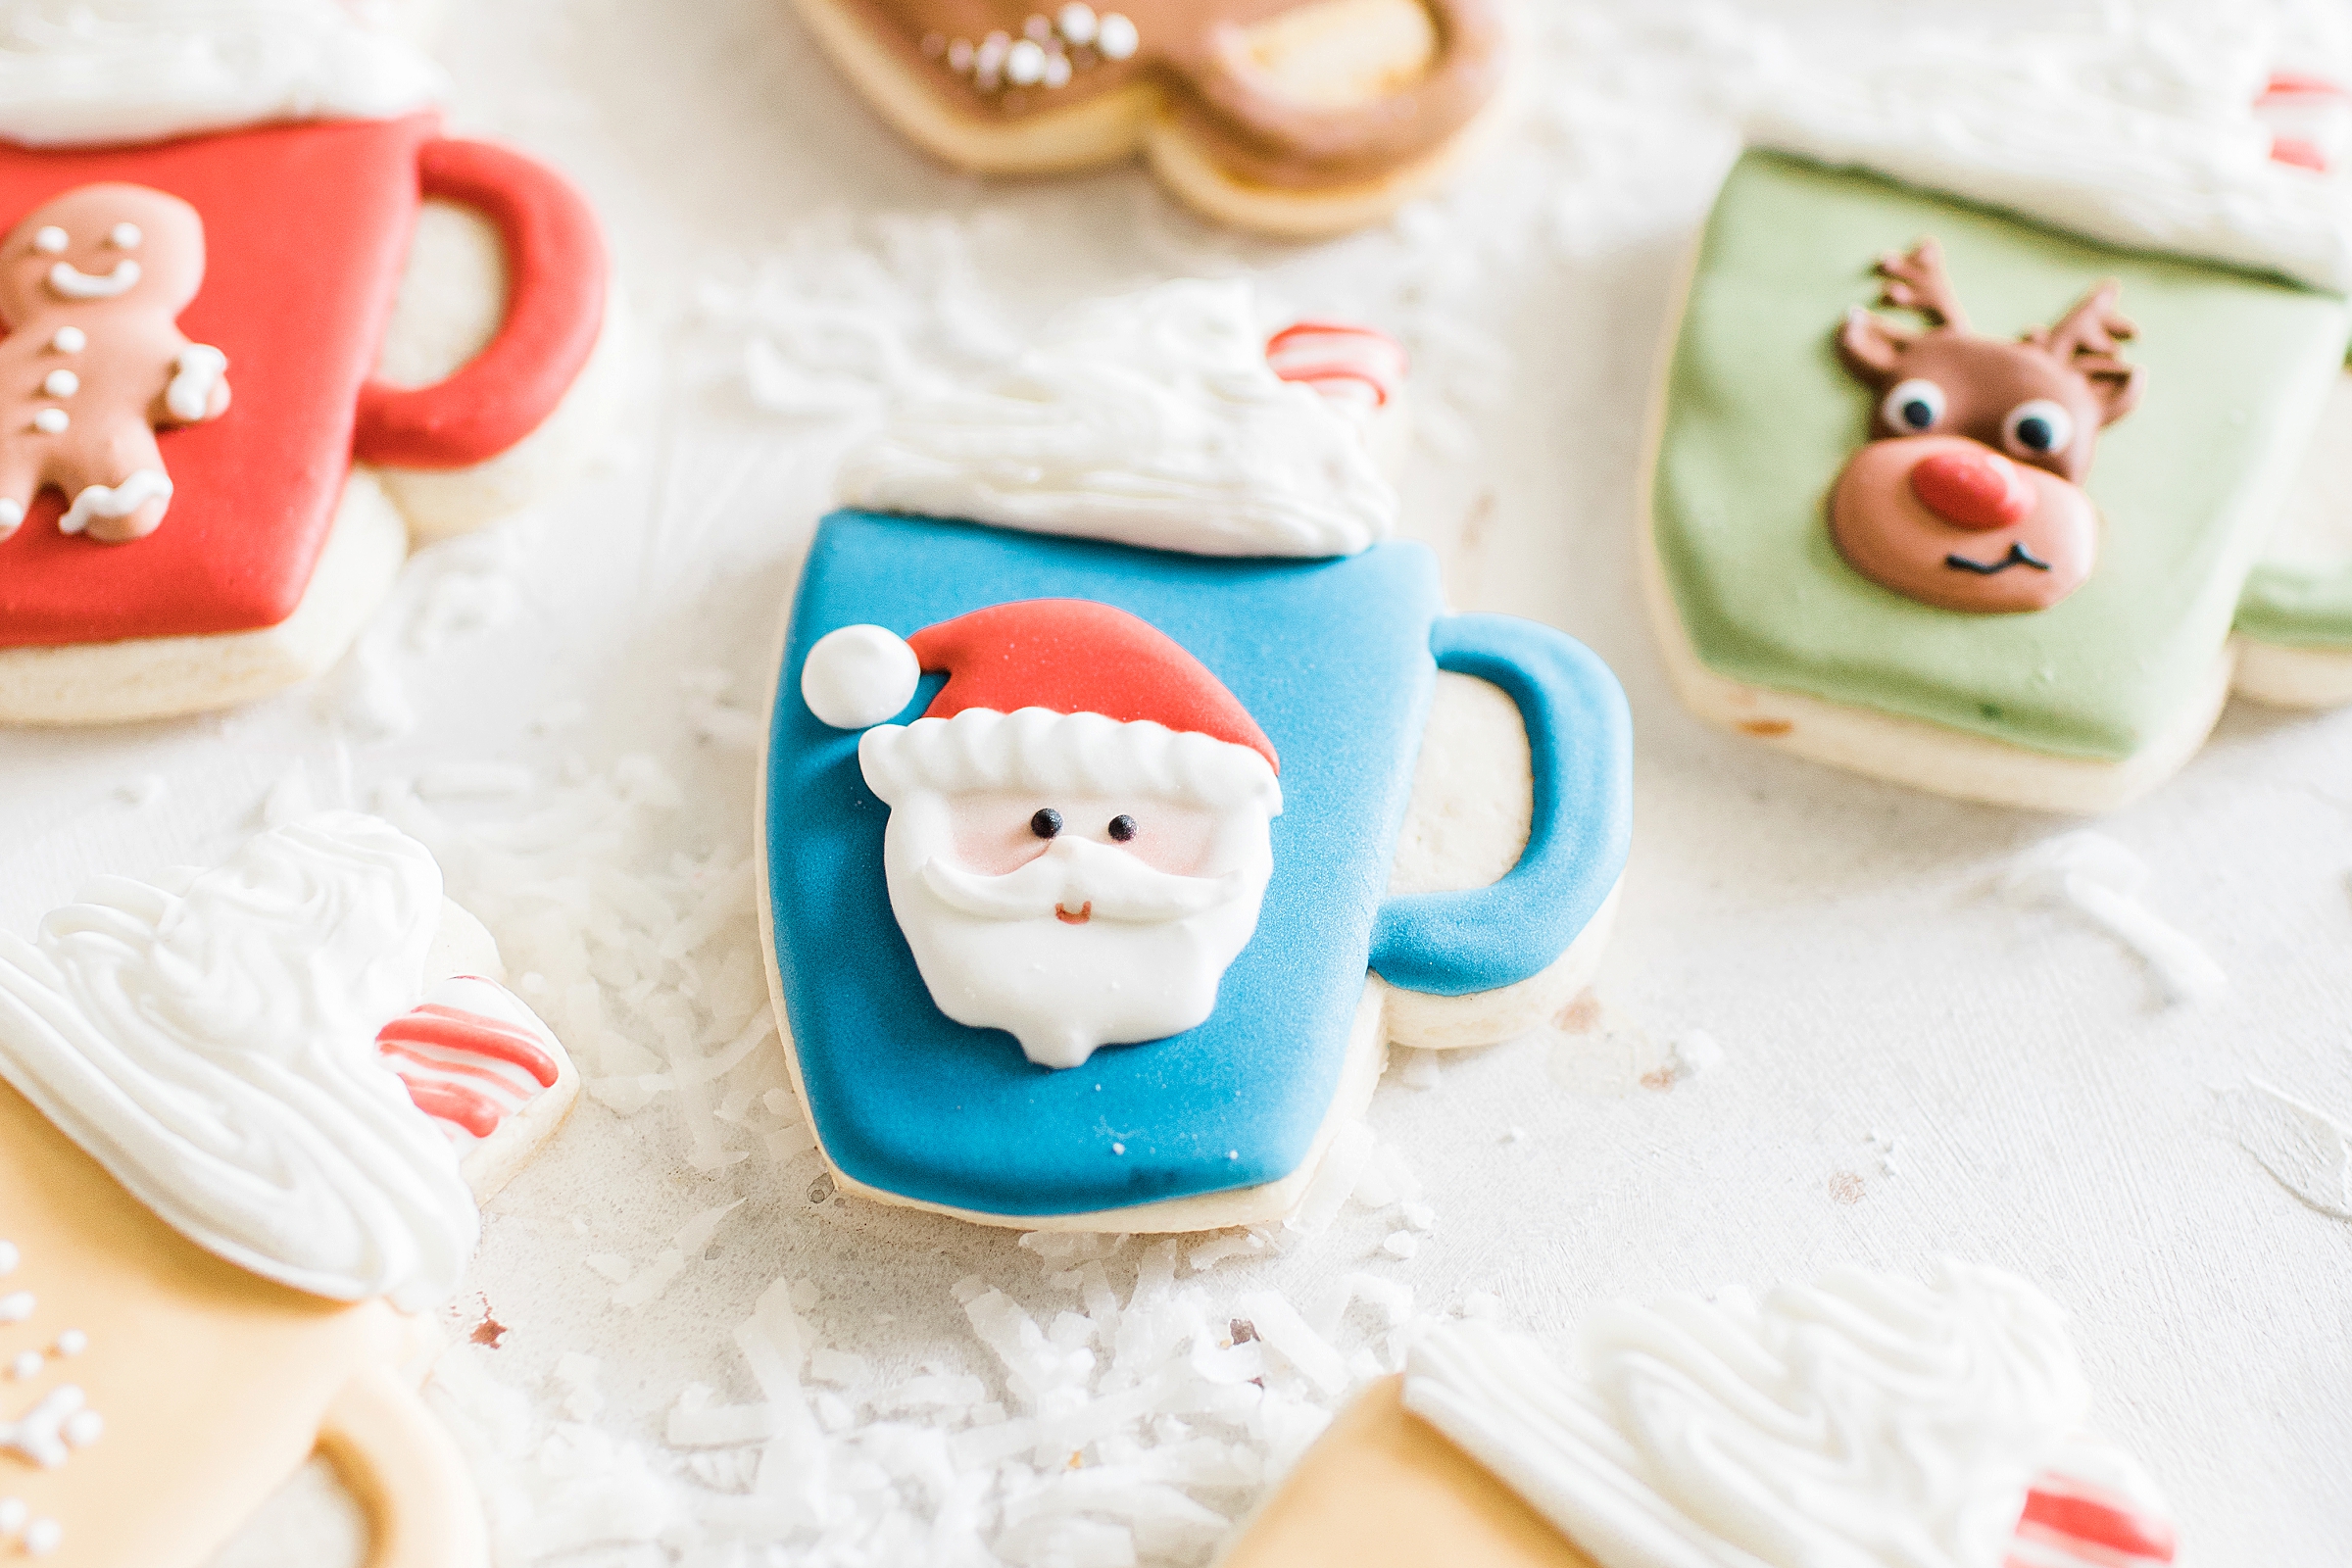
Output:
[0,182,230,544]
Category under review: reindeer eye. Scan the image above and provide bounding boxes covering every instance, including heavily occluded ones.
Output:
[1107,814,1137,842]
[1881,378,1945,433]
[2002,399,2074,459]
[1030,808,1062,839]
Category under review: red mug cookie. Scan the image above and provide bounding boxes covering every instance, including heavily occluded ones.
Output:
[0,111,610,725]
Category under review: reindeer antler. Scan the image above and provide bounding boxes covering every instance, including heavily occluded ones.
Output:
[2027,280,2145,419]
[1874,240,1968,332]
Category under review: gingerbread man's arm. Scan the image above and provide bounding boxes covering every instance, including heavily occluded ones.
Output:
[149,339,230,427]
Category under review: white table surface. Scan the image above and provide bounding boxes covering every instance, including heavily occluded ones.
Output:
[1,0,2345,1563]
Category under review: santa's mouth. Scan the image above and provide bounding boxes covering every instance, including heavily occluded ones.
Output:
[1054,902,1093,925]
[1945,542,2052,576]
[47,259,140,300]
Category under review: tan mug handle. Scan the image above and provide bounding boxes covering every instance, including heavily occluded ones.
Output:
[318,1367,490,1568]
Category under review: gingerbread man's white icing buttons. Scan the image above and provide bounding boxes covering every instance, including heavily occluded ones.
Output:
[39,370,74,398]
[0,1291,30,1322]
[46,327,81,354]
[0,1238,17,1273]
[23,1518,61,1556]
[5,1353,35,1381]
[28,410,65,434]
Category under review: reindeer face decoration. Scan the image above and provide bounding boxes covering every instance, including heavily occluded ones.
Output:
[1830,240,2145,613]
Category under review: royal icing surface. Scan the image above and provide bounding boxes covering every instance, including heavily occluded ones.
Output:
[763,511,1631,1215]
[812,600,1287,1069]
[0,181,231,545]
[0,0,445,150]
[1654,151,2350,760]
[1403,1262,2176,1568]
[0,813,477,1311]
[835,281,1398,560]
[1749,19,2352,291]
[375,975,563,1146]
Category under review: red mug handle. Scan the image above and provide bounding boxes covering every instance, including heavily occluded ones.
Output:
[352,137,608,471]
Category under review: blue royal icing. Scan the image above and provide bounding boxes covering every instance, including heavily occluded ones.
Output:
[762,511,1631,1217]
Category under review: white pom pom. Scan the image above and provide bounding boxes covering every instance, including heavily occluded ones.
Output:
[802,624,920,729]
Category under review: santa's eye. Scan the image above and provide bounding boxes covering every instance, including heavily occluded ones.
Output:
[1107,814,1137,842]
[30,226,66,255]
[1881,377,1945,433]
[2002,399,2074,459]
[1030,808,1062,839]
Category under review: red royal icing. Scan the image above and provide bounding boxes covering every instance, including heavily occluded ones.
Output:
[376,986,562,1142]
[908,599,1279,773]
[352,136,607,470]
[379,1002,561,1086]
[1264,320,1408,408]
[0,114,606,650]
[2015,1480,2177,1564]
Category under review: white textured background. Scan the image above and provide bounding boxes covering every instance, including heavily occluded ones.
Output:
[0,1,2345,1563]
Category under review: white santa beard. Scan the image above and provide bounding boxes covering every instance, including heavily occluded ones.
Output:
[881,791,1274,1069]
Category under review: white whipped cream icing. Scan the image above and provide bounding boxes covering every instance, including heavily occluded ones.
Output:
[1405,1262,2098,1568]
[0,813,477,1311]
[0,0,446,148]
[1750,14,2352,292]
[836,279,1399,560]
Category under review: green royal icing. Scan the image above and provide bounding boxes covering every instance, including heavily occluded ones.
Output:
[1653,150,2352,760]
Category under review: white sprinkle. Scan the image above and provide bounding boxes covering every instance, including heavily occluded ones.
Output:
[53,1331,83,1357]
[30,409,66,434]
[1096,11,1138,59]
[1058,2,1098,44]
[1382,1231,1421,1259]
[49,326,82,353]
[1043,50,1072,87]
[30,226,64,255]
[0,1241,15,1275]
[40,369,76,398]
[8,1352,38,1381]
[0,1496,24,1534]
[1005,38,1047,85]
[61,1410,101,1447]
[23,1519,60,1556]
[0,1293,31,1323]
[1110,1141,1126,1154]
[108,222,140,250]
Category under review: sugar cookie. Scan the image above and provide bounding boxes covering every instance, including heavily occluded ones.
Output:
[761,282,1632,1232]
[1224,1262,2177,1568]
[789,0,1508,237]
[0,0,614,725]
[1644,46,2352,811]
[0,812,576,1566]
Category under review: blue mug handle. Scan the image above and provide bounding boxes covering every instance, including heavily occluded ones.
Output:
[1367,614,1634,997]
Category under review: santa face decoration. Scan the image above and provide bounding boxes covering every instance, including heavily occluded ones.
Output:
[805,601,1283,1069]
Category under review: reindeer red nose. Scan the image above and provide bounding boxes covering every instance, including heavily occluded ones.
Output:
[1909,447,2037,530]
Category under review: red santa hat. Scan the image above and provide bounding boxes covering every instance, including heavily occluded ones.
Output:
[802,600,1281,812]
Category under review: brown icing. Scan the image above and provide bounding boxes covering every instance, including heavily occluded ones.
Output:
[833,0,1503,189]
[1830,239,2143,614]
[0,183,230,545]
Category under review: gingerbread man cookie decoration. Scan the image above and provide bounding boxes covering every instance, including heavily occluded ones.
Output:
[0,182,229,545]
[1831,239,2144,614]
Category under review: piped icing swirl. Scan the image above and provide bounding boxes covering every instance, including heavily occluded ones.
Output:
[837,279,1398,559]
[1404,1262,2172,1568]
[0,0,446,150]
[0,813,477,1312]
[1749,17,2352,291]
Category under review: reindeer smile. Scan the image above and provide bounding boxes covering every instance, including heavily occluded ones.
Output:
[1945,542,2053,576]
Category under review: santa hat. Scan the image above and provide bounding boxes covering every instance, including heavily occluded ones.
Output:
[801,600,1282,812]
